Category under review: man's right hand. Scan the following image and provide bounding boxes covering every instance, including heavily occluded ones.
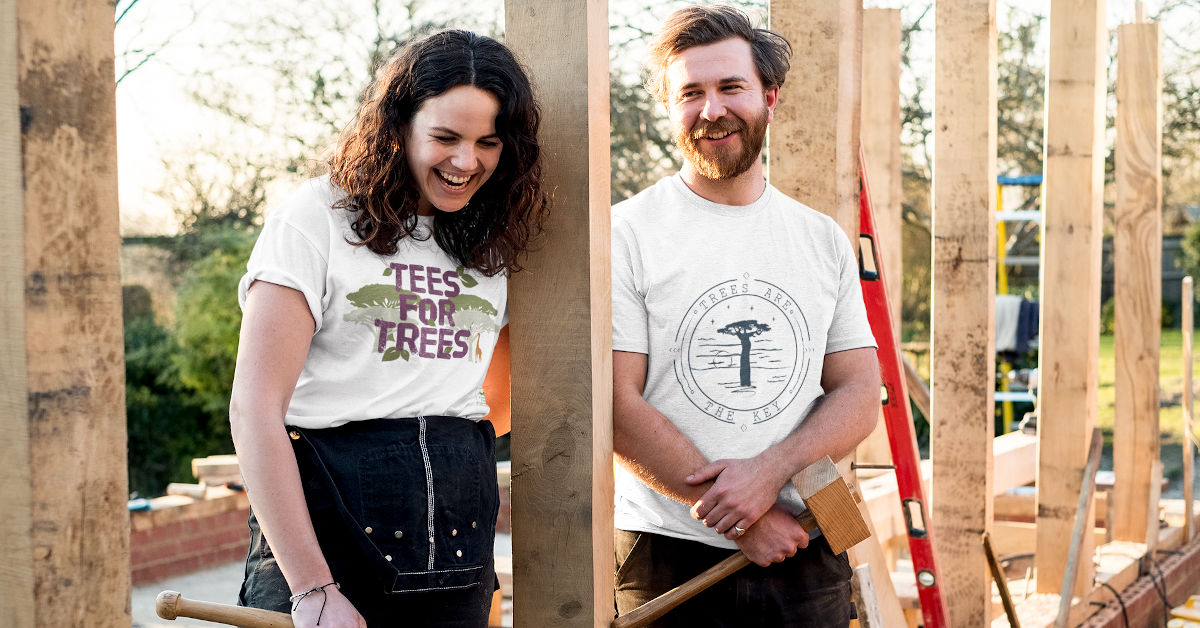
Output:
[291,585,366,628]
[733,504,810,567]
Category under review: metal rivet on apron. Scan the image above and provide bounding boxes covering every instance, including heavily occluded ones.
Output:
[364,526,373,534]
[456,550,463,558]
[288,430,300,440]
[385,555,392,561]
[394,530,403,539]
[451,529,458,537]
[471,521,477,529]
[429,536,435,544]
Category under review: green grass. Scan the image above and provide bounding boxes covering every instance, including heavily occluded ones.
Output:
[1097,329,1197,495]
[1097,329,1193,444]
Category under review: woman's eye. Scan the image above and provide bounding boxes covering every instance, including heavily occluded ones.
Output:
[434,136,456,143]
[479,140,501,148]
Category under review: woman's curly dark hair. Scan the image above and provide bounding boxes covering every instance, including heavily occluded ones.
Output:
[329,30,549,276]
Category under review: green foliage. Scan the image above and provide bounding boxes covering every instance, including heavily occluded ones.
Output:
[173,228,258,419]
[124,302,227,496]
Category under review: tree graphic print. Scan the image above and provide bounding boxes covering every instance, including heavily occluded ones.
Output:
[717,319,771,387]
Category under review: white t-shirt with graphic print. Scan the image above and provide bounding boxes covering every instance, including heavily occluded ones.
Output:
[611,174,877,550]
[238,175,507,430]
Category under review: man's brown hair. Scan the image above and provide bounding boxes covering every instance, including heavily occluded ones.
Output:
[645,5,792,103]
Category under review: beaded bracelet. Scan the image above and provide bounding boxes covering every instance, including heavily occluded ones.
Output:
[289,581,340,625]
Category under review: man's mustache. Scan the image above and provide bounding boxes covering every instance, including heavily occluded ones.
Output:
[689,117,745,140]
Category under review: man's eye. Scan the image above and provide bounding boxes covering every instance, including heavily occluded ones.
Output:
[434,136,456,143]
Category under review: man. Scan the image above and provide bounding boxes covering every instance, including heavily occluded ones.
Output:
[611,6,880,626]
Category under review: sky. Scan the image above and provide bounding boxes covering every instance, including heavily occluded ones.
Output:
[114,0,1183,235]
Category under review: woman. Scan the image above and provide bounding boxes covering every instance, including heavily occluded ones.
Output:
[230,30,547,628]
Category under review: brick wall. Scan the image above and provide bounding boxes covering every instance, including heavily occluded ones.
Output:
[129,487,250,585]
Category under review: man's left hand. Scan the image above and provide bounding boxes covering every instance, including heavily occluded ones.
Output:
[686,456,786,540]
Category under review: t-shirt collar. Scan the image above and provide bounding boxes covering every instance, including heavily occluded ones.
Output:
[670,173,772,217]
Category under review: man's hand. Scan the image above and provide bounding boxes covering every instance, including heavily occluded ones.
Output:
[291,586,366,628]
[734,504,810,567]
[686,455,787,540]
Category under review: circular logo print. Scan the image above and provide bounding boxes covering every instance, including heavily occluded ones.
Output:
[673,275,816,428]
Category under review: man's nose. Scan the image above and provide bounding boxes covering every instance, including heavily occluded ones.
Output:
[700,95,727,121]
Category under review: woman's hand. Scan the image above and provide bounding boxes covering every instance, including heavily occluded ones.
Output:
[291,585,366,628]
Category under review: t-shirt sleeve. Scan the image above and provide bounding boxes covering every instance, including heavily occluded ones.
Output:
[825,228,878,354]
[238,215,329,333]
[611,214,649,354]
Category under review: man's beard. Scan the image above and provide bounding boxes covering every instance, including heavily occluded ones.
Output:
[675,107,768,181]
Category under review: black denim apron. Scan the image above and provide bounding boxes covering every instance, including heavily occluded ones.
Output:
[239,416,499,625]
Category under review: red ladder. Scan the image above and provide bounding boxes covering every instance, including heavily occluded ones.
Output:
[857,144,949,628]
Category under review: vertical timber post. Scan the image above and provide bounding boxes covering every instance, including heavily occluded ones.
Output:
[769,3,909,626]
[857,8,902,467]
[0,0,34,623]
[769,0,863,241]
[1111,15,1162,545]
[931,0,997,623]
[1036,0,1107,596]
[8,1,130,625]
[504,1,615,626]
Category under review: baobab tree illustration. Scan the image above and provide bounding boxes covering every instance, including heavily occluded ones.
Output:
[717,320,771,387]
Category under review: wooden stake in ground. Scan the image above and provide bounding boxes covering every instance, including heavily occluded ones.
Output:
[982,531,1021,628]
[1037,0,1106,597]
[503,1,615,626]
[1054,428,1104,628]
[1184,276,1195,543]
[850,564,882,628]
[855,8,902,468]
[4,2,130,625]
[1112,12,1163,545]
[768,0,862,242]
[932,0,997,623]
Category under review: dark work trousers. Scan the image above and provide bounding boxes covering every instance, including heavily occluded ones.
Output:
[614,529,853,628]
[239,416,500,627]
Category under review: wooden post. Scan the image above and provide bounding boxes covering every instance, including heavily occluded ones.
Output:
[1185,276,1195,543]
[861,8,902,342]
[5,1,130,625]
[1112,17,1162,545]
[930,0,997,623]
[1036,0,1107,597]
[503,2,614,626]
[769,0,862,241]
[0,0,34,624]
[857,8,902,467]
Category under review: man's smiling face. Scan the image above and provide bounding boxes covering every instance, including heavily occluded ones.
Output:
[664,37,776,181]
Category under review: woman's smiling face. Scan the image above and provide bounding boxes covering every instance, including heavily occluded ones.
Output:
[405,85,504,215]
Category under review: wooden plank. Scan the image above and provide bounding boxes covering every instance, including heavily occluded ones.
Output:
[982,531,1021,628]
[989,521,1107,558]
[503,2,614,626]
[0,0,34,624]
[768,0,862,241]
[1036,0,1107,597]
[1112,19,1163,544]
[16,2,130,625]
[857,8,902,467]
[851,564,882,628]
[861,8,902,342]
[863,431,1035,548]
[931,0,997,624]
[1056,428,1104,628]
[1185,276,1194,543]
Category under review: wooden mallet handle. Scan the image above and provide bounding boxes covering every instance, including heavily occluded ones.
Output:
[610,511,818,628]
[156,590,294,628]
